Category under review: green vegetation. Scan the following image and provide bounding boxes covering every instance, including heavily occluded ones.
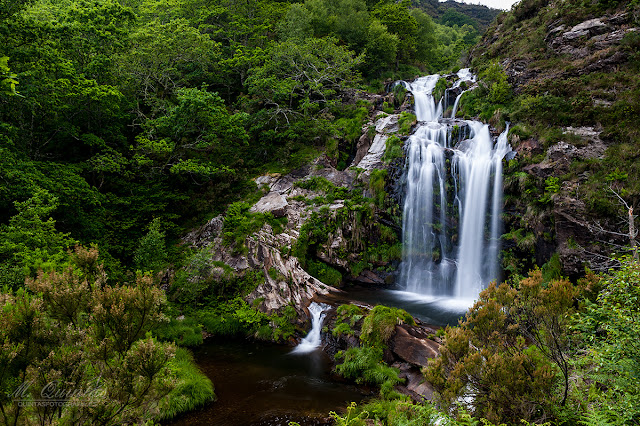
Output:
[158,348,216,421]
[0,246,215,425]
[382,135,404,163]
[360,305,415,348]
[332,304,414,398]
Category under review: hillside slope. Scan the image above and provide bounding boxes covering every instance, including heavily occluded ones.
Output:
[415,0,500,30]
[465,0,640,277]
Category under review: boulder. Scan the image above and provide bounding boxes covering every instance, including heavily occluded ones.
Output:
[390,325,440,368]
[393,362,436,401]
[182,216,224,247]
[250,192,289,218]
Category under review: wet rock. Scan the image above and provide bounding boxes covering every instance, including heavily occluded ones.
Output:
[352,270,386,285]
[353,128,373,166]
[515,138,543,158]
[547,141,579,162]
[375,113,399,133]
[354,134,388,171]
[393,362,435,401]
[390,325,440,368]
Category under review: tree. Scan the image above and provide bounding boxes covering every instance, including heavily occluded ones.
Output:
[0,188,75,275]
[118,18,220,114]
[134,87,248,181]
[134,218,167,274]
[247,37,362,126]
[371,0,418,64]
[0,56,18,95]
[0,246,177,426]
[277,3,313,41]
[425,271,578,424]
[574,258,640,423]
[410,8,438,67]
[363,20,399,77]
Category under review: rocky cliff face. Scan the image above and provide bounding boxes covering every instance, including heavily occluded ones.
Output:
[470,0,640,277]
[182,106,408,322]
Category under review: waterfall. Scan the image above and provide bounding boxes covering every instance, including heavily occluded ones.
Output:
[291,302,329,354]
[450,68,475,118]
[400,70,511,301]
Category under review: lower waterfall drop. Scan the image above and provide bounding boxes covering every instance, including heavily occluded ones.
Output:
[399,69,512,304]
[291,302,329,354]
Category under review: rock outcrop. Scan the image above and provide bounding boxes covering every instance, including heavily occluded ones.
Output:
[181,104,411,321]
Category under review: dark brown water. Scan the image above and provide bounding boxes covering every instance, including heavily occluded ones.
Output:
[168,339,370,426]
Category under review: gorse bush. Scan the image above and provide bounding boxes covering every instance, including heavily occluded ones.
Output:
[425,270,578,424]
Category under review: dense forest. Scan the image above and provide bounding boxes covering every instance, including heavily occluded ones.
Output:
[2,0,640,424]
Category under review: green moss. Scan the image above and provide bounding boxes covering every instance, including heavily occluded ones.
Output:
[369,169,388,208]
[433,77,451,103]
[223,202,288,252]
[397,112,417,136]
[306,259,343,287]
[360,305,414,349]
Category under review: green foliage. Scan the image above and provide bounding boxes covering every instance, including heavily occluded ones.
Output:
[369,169,387,208]
[306,259,343,287]
[382,135,404,163]
[223,202,287,252]
[0,56,19,95]
[0,246,179,425]
[194,296,295,342]
[0,188,75,275]
[397,111,416,135]
[360,305,414,349]
[425,270,578,424]
[333,303,365,337]
[371,0,418,63]
[335,346,403,390]
[456,62,512,123]
[134,218,167,274]
[538,176,561,205]
[329,402,370,426]
[364,20,399,77]
[247,36,362,125]
[573,259,640,423]
[158,347,215,421]
[155,316,203,347]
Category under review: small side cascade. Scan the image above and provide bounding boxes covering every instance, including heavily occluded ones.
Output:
[399,70,513,303]
[450,68,476,119]
[291,302,330,354]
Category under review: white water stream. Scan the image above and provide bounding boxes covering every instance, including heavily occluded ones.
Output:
[291,302,329,354]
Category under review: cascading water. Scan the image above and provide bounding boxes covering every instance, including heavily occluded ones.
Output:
[399,69,512,303]
[450,68,476,118]
[291,302,329,354]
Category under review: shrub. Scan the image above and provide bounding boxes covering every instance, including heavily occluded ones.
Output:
[424,271,578,424]
[360,305,414,348]
[382,135,403,163]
